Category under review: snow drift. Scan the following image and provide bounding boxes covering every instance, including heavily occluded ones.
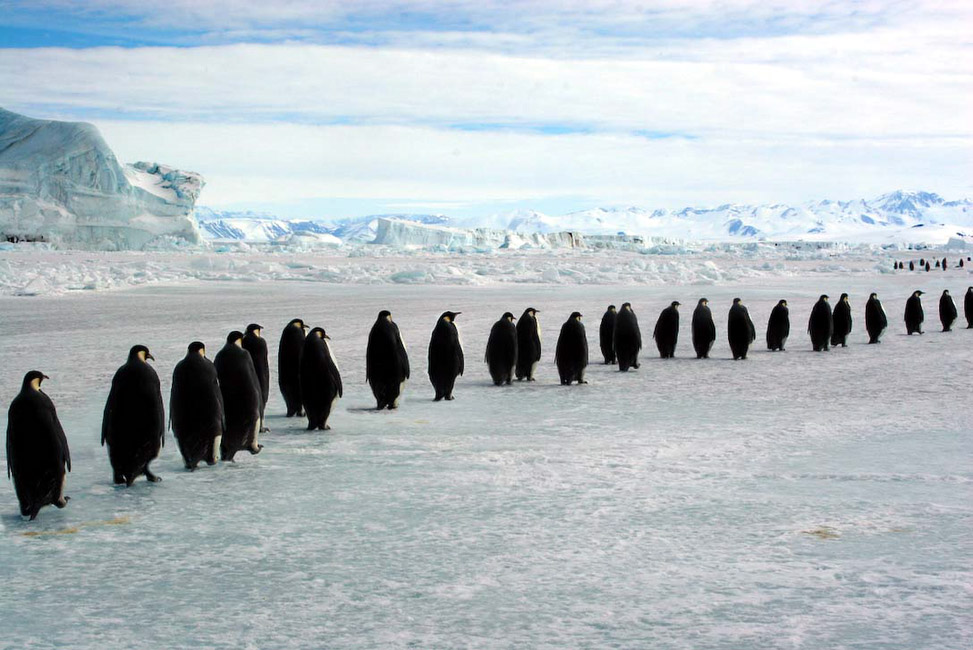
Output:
[0,108,203,249]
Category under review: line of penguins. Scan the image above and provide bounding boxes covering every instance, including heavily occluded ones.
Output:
[6,287,973,521]
[892,255,970,272]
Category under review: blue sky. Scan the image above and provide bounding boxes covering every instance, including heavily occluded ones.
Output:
[1,1,970,220]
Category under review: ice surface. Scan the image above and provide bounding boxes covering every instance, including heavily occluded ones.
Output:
[0,271,970,648]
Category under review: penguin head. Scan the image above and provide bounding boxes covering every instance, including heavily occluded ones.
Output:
[502,312,516,322]
[621,302,632,311]
[288,318,306,330]
[671,301,681,309]
[440,311,461,323]
[22,370,49,391]
[187,341,206,357]
[913,290,924,297]
[869,292,878,299]
[698,298,709,306]
[527,307,540,317]
[840,293,849,302]
[819,294,830,302]
[732,297,742,305]
[226,331,245,347]
[246,323,263,336]
[942,289,950,296]
[129,345,154,362]
[309,327,329,339]
[607,304,617,312]
[777,299,788,307]
[570,311,583,321]
[378,310,392,322]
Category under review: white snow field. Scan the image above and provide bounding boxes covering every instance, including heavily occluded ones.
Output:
[1,268,971,648]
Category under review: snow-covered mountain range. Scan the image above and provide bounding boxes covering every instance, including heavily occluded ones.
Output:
[197,190,973,248]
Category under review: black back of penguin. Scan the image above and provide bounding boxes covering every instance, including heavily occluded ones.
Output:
[615,303,643,369]
[652,302,680,360]
[242,324,270,414]
[485,313,518,385]
[727,299,756,360]
[170,342,225,470]
[599,306,617,364]
[301,328,343,430]
[516,308,542,380]
[102,345,165,485]
[7,371,71,519]
[692,298,716,358]
[278,319,307,417]
[214,332,263,460]
[555,312,588,384]
[428,311,464,401]
[965,287,973,328]
[808,295,833,351]
[766,300,790,351]
[864,293,888,343]
[939,290,957,332]
[831,294,852,347]
[366,310,410,409]
[905,290,925,334]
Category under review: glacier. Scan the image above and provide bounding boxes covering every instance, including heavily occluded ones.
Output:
[0,108,203,249]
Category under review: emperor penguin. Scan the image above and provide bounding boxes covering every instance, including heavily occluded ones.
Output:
[965,287,973,328]
[909,261,915,271]
[727,298,756,360]
[170,342,225,470]
[485,312,518,386]
[428,311,464,401]
[766,299,790,351]
[366,310,410,409]
[278,318,308,417]
[242,324,270,431]
[831,293,852,347]
[864,293,888,343]
[808,295,833,351]
[614,302,643,369]
[301,327,343,430]
[599,305,617,364]
[692,298,716,359]
[939,290,957,332]
[555,312,588,385]
[102,345,165,485]
[652,301,680,360]
[515,308,542,381]
[904,290,925,335]
[6,371,70,519]
[214,332,263,460]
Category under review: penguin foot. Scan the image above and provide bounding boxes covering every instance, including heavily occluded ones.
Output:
[113,473,125,485]
[260,427,270,433]
[446,395,455,401]
[55,496,70,508]
[125,476,135,487]
[249,444,264,455]
[633,363,641,368]
[434,395,443,402]
[323,424,332,431]
[145,470,162,483]
[206,458,217,466]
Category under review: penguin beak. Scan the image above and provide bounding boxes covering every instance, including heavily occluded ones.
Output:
[146,352,155,361]
[324,334,331,340]
[42,374,50,380]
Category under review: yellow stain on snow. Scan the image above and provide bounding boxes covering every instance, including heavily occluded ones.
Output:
[20,515,132,538]
[802,526,840,540]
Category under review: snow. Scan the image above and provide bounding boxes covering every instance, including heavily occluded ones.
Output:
[0,271,970,648]
[0,109,203,249]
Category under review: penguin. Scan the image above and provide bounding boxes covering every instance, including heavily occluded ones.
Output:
[692,298,716,359]
[960,259,965,268]
[966,287,973,328]
[515,308,542,381]
[599,305,617,364]
[242,324,270,431]
[170,342,224,470]
[919,258,925,266]
[904,290,925,335]
[909,261,915,271]
[485,312,518,386]
[939,290,957,332]
[864,293,888,344]
[831,293,852,347]
[727,298,756,360]
[942,257,947,269]
[428,312,464,401]
[652,301,680,360]
[766,299,790,351]
[214,332,263,460]
[278,318,308,417]
[935,260,941,268]
[6,371,70,519]
[300,328,343,430]
[366,310,410,409]
[102,345,165,485]
[808,295,833,351]
[925,262,931,272]
[615,302,643,369]
[555,312,588,385]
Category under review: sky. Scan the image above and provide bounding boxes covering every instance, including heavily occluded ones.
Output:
[0,0,971,220]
